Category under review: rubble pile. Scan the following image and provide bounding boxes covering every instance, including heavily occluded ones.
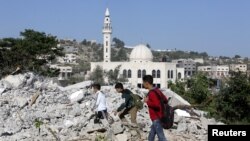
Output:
[0,73,223,141]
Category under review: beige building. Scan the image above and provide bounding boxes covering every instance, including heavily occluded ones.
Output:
[172,59,197,78]
[229,64,247,72]
[90,8,184,88]
[198,65,229,79]
[58,53,78,64]
[50,64,72,80]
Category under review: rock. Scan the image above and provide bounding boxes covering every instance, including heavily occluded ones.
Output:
[14,97,28,108]
[187,122,198,134]
[130,130,138,137]
[0,87,6,95]
[116,134,127,141]
[69,103,82,117]
[59,80,92,91]
[175,109,191,117]
[4,74,26,88]
[0,80,12,94]
[112,122,124,135]
[177,122,188,133]
[25,73,35,86]
[64,120,74,128]
[69,90,84,103]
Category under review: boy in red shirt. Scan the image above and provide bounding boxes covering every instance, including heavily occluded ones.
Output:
[143,75,167,141]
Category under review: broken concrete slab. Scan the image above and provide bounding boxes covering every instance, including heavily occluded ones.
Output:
[68,89,84,103]
[3,74,26,88]
[58,80,92,92]
[175,109,191,117]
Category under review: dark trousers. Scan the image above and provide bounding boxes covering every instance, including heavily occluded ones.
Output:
[94,109,107,123]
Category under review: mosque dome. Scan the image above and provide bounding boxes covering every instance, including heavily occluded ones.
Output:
[130,44,153,62]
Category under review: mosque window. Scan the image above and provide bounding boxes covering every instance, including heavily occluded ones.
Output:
[142,70,146,77]
[128,70,132,78]
[168,70,170,78]
[106,41,108,46]
[178,72,182,79]
[123,70,127,78]
[106,48,108,53]
[138,70,141,78]
[152,70,156,78]
[171,70,174,78]
[157,70,161,78]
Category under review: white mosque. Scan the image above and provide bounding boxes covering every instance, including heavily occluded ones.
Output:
[90,8,184,88]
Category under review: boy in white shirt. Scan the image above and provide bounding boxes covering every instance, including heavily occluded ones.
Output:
[91,83,108,123]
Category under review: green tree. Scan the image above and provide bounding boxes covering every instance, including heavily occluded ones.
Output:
[106,65,120,84]
[106,65,128,84]
[0,29,63,78]
[116,48,128,61]
[187,73,211,104]
[234,55,241,59]
[168,81,186,96]
[146,43,151,49]
[214,72,250,124]
[89,65,105,85]
[113,37,125,48]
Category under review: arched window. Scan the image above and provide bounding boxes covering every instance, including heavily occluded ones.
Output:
[123,70,127,78]
[142,70,146,77]
[128,70,132,78]
[157,70,161,78]
[138,70,141,78]
[178,72,182,79]
[168,70,170,78]
[171,70,173,78]
[152,70,156,78]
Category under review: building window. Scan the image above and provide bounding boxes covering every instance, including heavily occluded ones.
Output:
[128,69,132,78]
[168,70,170,78]
[106,41,108,46]
[106,48,108,53]
[157,70,161,78]
[138,70,141,78]
[152,70,156,78]
[123,70,127,78]
[171,70,173,78]
[142,70,146,77]
[178,72,182,79]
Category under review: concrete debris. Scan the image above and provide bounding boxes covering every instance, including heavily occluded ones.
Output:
[0,73,223,141]
[175,109,191,117]
[68,89,85,103]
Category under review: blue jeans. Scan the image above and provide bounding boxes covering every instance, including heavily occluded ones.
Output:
[148,119,167,141]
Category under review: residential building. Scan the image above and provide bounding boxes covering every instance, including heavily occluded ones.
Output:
[198,65,229,79]
[229,64,247,72]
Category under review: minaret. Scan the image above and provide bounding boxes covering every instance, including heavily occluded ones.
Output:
[103,8,112,62]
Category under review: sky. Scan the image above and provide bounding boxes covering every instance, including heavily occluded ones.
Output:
[0,0,250,58]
